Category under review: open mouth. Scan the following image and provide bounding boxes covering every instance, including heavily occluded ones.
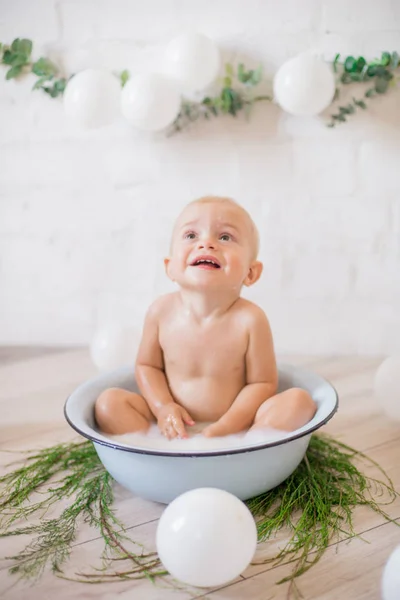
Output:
[190,257,221,269]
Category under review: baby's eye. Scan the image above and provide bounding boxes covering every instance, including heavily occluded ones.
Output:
[220,233,232,242]
[184,231,197,240]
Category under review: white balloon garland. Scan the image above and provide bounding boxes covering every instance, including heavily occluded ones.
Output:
[61,35,337,133]
[1,35,399,132]
[64,32,222,132]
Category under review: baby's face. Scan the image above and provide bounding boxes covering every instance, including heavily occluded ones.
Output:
[165,201,260,292]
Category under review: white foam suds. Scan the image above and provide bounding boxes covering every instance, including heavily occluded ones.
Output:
[106,422,293,453]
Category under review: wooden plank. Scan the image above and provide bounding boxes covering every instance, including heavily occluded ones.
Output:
[0,346,69,366]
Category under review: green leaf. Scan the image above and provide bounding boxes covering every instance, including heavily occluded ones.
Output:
[213,97,222,110]
[6,65,22,80]
[365,87,376,98]
[44,78,67,98]
[228,89,243,115]
[348,72,363,82]
[6,52,28,67]
[225,63,234,77]
[333,113,346,122]
[367,64,378,77]
[202,97,218,116]
[2,49,16,65]
[32,75,52,90]
[120,69,129,87]
[390,51,399,69]
[10,38,20,52]
[345,104,355,114]
[355,57,366,72]
[333,53,340,72]
[223,76,232,87]
[381,51,391,67]
[340,72,353,84]
[11,38,32,57]
[353,97,367,109]
[237,63,247,83]
[32,57,58,77]
[337,104,355,117]
[375,77,389,94]
[49,87,61,98]
[250,65,262,85]
[382,69,394,81]
[221,88,233,113]
[344,56,357,72]
[374,65,386,77]
[54,78,67,93]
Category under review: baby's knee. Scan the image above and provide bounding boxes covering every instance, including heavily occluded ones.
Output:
[290,387,317,416]
[95,387,122,420]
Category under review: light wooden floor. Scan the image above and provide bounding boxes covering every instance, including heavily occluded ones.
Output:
[0,349,399,599]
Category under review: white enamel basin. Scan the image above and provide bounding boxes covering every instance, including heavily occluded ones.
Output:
[64,364,338,504]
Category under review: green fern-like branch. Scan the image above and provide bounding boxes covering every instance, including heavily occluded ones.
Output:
[0,433,398,596]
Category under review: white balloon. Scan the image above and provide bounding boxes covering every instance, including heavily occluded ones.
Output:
[121,73,181,131]
[374,356,400,420]
[164,32,220,93]
[63,69,121,129]
[273,52,336,116]
[382,545,400,600]
[90,325,140,371]
[156,488,257,587]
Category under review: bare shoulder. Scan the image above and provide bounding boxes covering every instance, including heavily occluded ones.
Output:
[234,298,270,328]
[146,293,179,321]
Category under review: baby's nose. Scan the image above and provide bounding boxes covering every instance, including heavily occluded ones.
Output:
[198,238,215,249]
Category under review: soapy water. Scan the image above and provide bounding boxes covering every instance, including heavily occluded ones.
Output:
[107,422,293,453]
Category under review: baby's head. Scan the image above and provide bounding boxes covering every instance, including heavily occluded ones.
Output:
[165,196,262,292]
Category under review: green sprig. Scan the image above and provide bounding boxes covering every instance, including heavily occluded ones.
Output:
[0,441,164,583]
[327,51,400,127]
[0,434,398,596]
[0,37,67,97]
[120,69,130,87]
[246,434,398,586]
[169,62,271,133]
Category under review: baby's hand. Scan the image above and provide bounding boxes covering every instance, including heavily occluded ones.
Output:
[157,403,195,440]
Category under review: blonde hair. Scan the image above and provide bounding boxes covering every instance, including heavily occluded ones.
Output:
[188,195,260,259]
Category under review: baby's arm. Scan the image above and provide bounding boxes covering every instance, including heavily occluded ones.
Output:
[135,301,194,439]
[203,306,278,437]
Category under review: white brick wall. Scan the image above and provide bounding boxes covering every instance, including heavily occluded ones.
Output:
[0,0,400,353]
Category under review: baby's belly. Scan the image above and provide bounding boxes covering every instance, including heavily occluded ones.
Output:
[166,373,245,422]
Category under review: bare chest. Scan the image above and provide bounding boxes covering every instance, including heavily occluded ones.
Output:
[159,319,247,376]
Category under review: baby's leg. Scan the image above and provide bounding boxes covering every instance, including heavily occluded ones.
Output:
[251,388,316,432]
[95,388,155,435]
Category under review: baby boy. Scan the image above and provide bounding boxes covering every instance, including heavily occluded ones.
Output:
[95,196,316,439]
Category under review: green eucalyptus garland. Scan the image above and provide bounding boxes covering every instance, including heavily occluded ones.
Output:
[328,50,399,126]
[0,37,399,131]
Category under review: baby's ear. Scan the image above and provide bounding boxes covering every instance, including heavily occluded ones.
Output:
[243,261,263,287]
[164,257,173,281]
